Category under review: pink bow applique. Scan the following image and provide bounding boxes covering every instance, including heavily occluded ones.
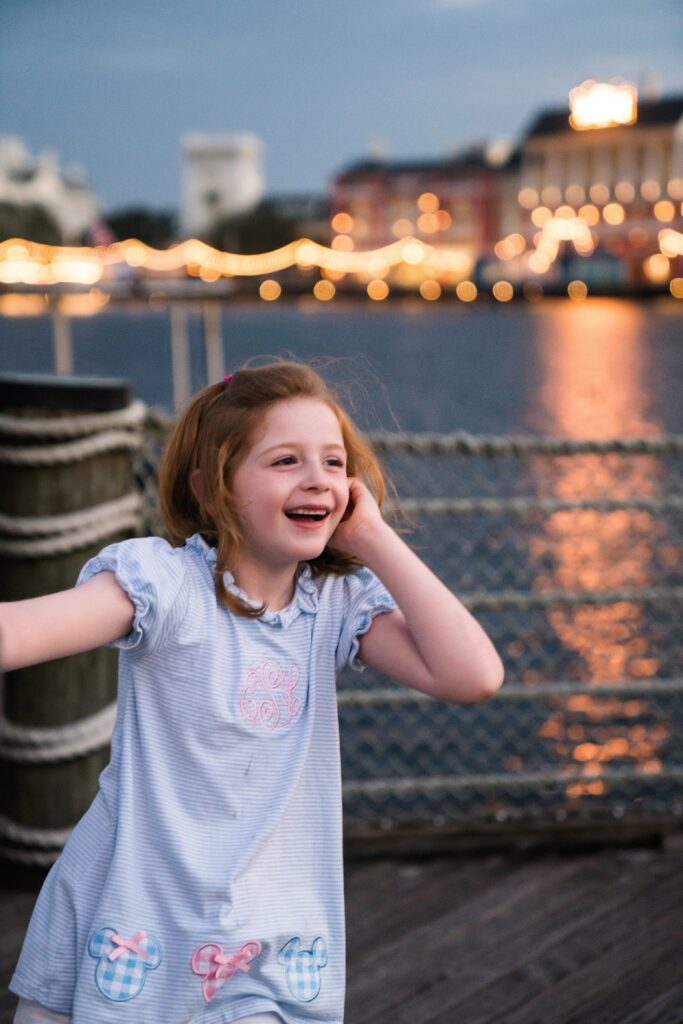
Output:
[191,940,262,1003]
[108,931,149,961]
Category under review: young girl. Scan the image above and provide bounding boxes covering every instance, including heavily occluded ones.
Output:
[4,361,503,1024]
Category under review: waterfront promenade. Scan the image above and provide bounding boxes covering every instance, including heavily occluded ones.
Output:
[3,831,683,1023]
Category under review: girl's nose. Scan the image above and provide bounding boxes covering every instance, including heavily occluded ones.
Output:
[302,463,328,490]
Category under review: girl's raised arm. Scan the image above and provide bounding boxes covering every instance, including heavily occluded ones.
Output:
[333,480,504,705]
[0,573,135,672]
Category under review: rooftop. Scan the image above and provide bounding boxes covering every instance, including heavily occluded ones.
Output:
[524,92,683,139]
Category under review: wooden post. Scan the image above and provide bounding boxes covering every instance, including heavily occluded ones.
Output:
[0,375,139,859]
[52,311,73,375]
[203,302,224,385]
[170,304,191,411]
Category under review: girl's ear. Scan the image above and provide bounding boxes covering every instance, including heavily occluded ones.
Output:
[189,469,205,505]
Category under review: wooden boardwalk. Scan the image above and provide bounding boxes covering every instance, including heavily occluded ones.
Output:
[2,835,683,1024]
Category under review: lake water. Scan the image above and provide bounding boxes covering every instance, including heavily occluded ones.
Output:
[1,296,681,436]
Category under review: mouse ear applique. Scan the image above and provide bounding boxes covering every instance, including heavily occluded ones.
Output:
[278,935,328,1002]
[88,926,161,1001]
[191,940,262,1003]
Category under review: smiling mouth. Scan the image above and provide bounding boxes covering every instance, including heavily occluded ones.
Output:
[284,508,330,522]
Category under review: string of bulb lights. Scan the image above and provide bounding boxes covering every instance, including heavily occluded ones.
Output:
[0,223,681,299]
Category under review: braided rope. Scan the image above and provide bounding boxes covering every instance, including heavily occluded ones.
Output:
[0,844,61,866]
[338,676,683,706]
[0,702,117,763]
[0,492,143,537]
[0,508,141,556]
[464,586,683,610]
[367,431,683,456]
[343,763,683,798]
[0,815,71,849]
[142,413,683,458]
[0,429,142,466]
[389,495,683,515]
[0,399,146,439]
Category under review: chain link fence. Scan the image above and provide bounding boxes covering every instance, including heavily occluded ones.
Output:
[138,415,683,842]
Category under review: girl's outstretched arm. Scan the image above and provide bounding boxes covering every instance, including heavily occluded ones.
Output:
[0,573,135,672]
[332,480,504,704]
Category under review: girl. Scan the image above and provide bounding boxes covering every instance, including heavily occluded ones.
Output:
[4,361,503,1024]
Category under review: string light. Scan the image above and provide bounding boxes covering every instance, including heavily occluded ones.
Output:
[0,235,442,284]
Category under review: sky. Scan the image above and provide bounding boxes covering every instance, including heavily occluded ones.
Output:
[1,0,682,214]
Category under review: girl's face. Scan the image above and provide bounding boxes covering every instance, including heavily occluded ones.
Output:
[230,397,350,573]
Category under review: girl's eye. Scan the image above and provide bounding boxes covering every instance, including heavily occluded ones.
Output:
[274,456,296,466]
[325,458,345,468]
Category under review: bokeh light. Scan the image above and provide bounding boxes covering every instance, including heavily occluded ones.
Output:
[456,280,477,302]
[331,212,354,234]
[492,280,513,302]
[654,200,675,222]
[367,279,389,301]
[603,203,625,225]
[417,192,439,213]
[313,279,335,300]
[259,279,282,301]
[567,280,588,301]
[419,279,441,300]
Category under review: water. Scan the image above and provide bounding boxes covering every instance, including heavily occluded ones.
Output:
[1,296,681,436]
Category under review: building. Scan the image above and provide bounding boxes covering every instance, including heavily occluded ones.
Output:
[329,84,683,294]
[181,133,265,239]
[516,84,683,288]
[0,135,99,243]
[330,142,519,289]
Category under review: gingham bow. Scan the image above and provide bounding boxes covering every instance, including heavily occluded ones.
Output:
[191,940,261,1003]
[108,931,149,961]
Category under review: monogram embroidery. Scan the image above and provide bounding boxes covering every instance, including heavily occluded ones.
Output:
[240,659,302,731]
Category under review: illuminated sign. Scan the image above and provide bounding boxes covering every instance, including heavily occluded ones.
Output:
[569,80,638,131]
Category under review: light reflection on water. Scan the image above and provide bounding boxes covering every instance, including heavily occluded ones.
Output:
[528,300,673,799]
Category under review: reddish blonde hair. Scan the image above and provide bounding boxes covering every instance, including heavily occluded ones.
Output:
[158,360,386,617]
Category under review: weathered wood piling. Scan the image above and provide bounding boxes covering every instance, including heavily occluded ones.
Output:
[0,374,144,864]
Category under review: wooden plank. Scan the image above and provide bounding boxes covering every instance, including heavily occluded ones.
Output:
[345,851,599,1021]
[472,909,683,1024]
[619,980,683,1024]
[346,847,683,1024]
[426,858,683,1024]
[347,854,507,970]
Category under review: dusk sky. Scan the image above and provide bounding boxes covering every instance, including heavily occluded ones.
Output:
[2,0,682,214]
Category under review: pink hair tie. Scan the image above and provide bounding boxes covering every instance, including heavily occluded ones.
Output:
[223,374,234,384]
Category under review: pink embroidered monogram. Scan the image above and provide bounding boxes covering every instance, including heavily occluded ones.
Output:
[191,940,262,1002]
[240,659,302,731]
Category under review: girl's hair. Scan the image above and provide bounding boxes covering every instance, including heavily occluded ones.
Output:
[158,359,387,617]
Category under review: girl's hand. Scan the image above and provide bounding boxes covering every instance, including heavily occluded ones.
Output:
[330,478,388,559]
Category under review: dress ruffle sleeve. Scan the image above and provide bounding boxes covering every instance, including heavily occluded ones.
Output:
[76,536,189,654]
[335,567,397,673]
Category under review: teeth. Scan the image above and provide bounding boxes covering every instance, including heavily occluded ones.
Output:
[286,508,328,519]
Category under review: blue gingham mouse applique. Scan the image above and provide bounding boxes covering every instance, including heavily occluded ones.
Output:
[88,927,161,1001]
[277,936,328,1002]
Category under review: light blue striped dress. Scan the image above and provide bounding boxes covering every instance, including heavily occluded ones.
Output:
[10,533,396,1024]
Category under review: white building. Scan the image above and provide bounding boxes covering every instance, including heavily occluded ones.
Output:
[0,136,99,242]
[181,133,264,238]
